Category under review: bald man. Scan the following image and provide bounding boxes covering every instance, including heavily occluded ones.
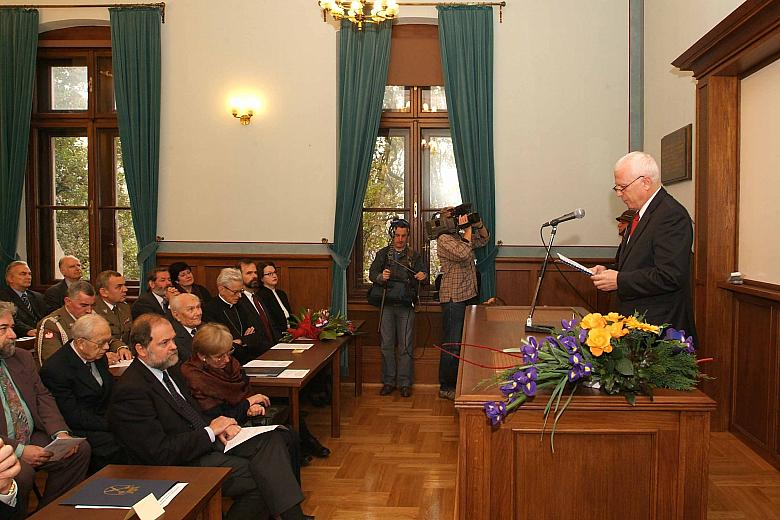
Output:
[44,256,83,313]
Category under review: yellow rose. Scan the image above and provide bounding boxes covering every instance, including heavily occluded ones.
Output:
[623,316,642,329]
[586,328,613,357]
[607,321,628,338]
[605,312,623,323]
[581,313,607,330]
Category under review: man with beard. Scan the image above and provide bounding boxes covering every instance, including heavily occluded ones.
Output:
[108,314,310,520]
[235,260,276,349]
[0,302,90,515]
[131,268,179,320]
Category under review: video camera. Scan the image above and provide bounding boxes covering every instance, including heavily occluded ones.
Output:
[425,203,482,240]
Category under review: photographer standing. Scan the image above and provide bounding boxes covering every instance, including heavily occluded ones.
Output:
[369,219,426,398]
[436,208,489,400]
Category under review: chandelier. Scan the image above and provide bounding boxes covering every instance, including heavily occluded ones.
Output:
[319,1,400,31]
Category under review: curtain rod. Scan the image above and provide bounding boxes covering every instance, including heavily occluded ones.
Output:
[1,3,166,23]
[398,1,505,22]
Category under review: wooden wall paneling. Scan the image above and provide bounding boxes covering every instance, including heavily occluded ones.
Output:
[775,302,780,462]
[731,294,774,449]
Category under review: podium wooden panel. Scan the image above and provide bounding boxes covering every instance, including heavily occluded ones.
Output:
[455,306,716,520]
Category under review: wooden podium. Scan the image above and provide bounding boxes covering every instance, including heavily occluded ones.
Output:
[454,306,716,520]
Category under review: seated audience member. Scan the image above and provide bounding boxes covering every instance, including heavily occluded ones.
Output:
[202,268,265,364]
[93,270,133,360]
[0,439,21,520]
[131,267,179,320]
[238,260,287,344]
[0,262,45,339]
[43,256,83,314]
[36,281,95,366]
[169,262,212,303]
[108,314,310,520]
[0,302,90,515]
[167,293,203,363]
[40,314,126,473]
[257,261,293,340]
[180,323,305,475]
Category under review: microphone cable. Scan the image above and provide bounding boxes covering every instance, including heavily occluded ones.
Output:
[539,225,594,312]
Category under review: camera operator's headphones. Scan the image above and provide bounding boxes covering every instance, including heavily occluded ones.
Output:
[388,217,410,238]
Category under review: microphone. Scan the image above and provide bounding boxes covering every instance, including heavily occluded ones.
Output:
[541,208,585,228]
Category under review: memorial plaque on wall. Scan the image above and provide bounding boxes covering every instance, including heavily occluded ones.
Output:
[660,124,692,184]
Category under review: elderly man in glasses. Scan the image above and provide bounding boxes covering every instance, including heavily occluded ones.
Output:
[590,151,697,345]
[40,313,127,473]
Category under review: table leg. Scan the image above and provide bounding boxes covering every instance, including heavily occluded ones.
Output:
[331,353,341,438]
[354,334,362,397]
[205,488,222,520]
[290,387,300,432]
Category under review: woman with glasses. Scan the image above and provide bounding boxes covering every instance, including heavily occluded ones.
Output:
[257,261,293,339]
[180,322,309,477]
[169,261,212,303]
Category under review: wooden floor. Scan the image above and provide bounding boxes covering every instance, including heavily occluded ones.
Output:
[301,384,780,520]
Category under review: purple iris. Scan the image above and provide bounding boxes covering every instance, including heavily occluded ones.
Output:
[664,327,695,353]
[561,318,579,331]
[578,328,588,345]
[569,352,582,366]
[567,361,593,383]
[512,370,528,385]
[559,335,579,353]
[521,380,537,396]
[525,366,538,381]
[483,401,507,426]
[499,380,519,397]
[522,343,539,363]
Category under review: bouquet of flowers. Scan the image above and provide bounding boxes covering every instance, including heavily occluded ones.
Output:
[483,312,703,444]
[281,308,355,342]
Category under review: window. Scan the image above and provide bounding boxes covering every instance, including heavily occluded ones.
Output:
[349,85,462,301]
[26,27,139,285]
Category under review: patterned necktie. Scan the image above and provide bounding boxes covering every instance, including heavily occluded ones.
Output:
[20,292,32,314]
[87,362,103,386]
[190,327,197,337]
[0,364,31,444]
[251,294,275,343]
[161,371,206,429]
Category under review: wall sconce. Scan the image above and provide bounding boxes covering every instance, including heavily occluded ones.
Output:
[229,95,260,126]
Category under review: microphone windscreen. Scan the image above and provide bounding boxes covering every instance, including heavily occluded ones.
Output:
[574,208,586,219]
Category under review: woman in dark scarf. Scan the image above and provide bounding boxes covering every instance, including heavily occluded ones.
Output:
[181,322,306,477]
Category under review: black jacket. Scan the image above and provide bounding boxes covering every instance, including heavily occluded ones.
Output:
[202,296,266,363]
[167,313,195,364]
[43,279,69,314]
[257,287,292,340]
[131,291,167,320]
[0,286,46,337]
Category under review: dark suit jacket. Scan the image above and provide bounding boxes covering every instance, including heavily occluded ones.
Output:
[39,342,118,457]
[44,280,69,314]
[257,287,292,341]
[613,188,697,342]
[94,298,132,352]
[202,297,266,363]
[108,359,213,466]
[0,287,46,337]
[0,349,69,451]
[131,291,167,320]
[168,314,195,363]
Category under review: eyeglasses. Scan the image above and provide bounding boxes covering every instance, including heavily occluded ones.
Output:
[82,338,110,347]
[612,175,644,193]
[262,271,277,277]
[220,286,244,296]
[209,347,235,361]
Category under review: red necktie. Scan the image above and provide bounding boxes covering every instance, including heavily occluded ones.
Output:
[629,213,640,236]
[251,294,275,343]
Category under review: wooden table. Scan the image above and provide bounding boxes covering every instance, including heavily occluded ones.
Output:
[455,305,716,520]
[30,464,231,520]
[248,324,363,438]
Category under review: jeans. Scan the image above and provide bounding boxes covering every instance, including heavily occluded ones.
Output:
[439,300,467,391]
[379,304,415,387]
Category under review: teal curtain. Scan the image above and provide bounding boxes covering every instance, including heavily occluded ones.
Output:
[330,20,392,370]
[110,7,161,290]
[0,9,38,283]
[438,6,497,300]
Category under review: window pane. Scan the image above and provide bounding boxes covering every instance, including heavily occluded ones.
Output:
[421,86,447,112]
[423,132,461,209]
[116,210,140,281]
[382,86,410,112]
[51,66,88,110]
[365,131,407,209]
[53,209,91,278]
[114,137,130,206]
[53,136,89,206]
[361,211,409,284]
[97,56,116,113]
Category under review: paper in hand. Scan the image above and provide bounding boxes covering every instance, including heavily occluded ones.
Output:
[556,253,594,276]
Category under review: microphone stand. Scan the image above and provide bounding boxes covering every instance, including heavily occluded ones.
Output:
[525,224,558,333]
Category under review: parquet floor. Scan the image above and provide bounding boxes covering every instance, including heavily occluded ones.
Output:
[301,384,780,520]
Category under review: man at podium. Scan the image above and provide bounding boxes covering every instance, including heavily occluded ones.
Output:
[590,152,697,344]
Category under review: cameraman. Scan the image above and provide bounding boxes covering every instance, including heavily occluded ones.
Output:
[436,207,489,400]
[369,219,426,398]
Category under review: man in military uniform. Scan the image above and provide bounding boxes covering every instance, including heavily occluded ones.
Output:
[36,281,95,365]
[93,270,133,360]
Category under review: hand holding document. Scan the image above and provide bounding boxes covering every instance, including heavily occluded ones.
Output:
[223,425,279,453]
[556,253,594,276]
[110,359,133,368]
[43,436,86,462]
